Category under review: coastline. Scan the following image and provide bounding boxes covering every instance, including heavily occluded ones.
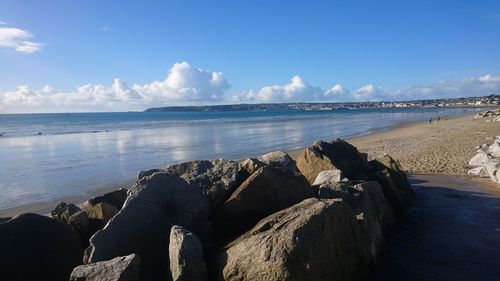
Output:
[2,110,498,217]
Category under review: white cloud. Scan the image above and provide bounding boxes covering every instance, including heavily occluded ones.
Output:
[324,84,351,102]
[236,76,323,102]
[0,62,230,113]
[1,63,499,113]
[235,74,500,103]
[0,25,42,54]
[133,61,230,103]
[394,74,500,100]
[353,84,391,101]
[0,21,6,25]
[99,26,114,32]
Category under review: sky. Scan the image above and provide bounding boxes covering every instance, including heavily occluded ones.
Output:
[0,0,499,113]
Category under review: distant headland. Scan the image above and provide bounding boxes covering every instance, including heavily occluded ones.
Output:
[144,94,499,112]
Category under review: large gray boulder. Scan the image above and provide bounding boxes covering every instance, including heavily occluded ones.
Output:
[214,198,370,281]
[169,225,207,281]
[296,139,370,184]
[70,254,140,281]
[257,151,300,175]
[368,170,409,220]
[354,181,394,229]
[0,213,82,281]
[85,172,211,281]
[213,165,313,240]
[138,159,239,209]
[318,182,383,260]
[369,154,415,207]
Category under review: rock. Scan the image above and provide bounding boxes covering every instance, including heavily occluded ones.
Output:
[82,189,128,212]
[360,152,369,162]
[0,217,11,223]
[468,167,489,178]
[215,198,370,281]
[369,154,415,207]
[257,151,300,174]
[70,254,141,281]
[355,181,394,229]
[51,202,89,244]
[484,160,500,183]
[0,213,82,281]
[475,143,488,149]
[87,202,119,233]
[368,170,409,220]
[469,151,490,167]
[213,165,313,240]
[85,172,211,281]
[237,158,267,183]
[296,139,370,184]
[71,211,90,243]
[169,225,207,281]
[51,202,81,223]
[138,159,239,209]
[488,141,500,158]
[312,169,345,185]
[318,182,383,259]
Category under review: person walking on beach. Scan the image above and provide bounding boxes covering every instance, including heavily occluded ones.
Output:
[437,116,440,122]
[429,118,432,124]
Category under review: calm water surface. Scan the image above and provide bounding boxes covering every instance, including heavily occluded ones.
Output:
[0,107,486,212]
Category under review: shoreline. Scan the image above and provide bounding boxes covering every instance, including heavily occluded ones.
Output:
[2,110,498,217]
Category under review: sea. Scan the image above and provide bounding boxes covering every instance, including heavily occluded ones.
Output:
[0,107,486,213]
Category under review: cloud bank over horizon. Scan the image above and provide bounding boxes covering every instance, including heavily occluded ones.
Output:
[1,61,499,113]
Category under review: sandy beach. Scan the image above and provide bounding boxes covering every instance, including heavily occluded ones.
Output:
[349,113,500,176]
[3,110,500,281]
[2,110,499,218]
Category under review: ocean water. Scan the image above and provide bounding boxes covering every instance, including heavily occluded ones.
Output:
[0,107,485,213]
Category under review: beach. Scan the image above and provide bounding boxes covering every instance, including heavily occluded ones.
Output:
[3,109,499,217]
[3,109,500,281]
[349,113,500,176]
[0,107,486,216]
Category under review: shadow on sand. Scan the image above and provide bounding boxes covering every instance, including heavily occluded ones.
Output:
[369,174,500,281]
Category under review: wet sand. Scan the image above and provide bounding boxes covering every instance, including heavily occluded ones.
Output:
[348,112,500,280]
[0,180,134,218]
[369,174,500,281]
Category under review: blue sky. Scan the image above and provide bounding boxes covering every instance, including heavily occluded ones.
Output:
[0,0,499,112]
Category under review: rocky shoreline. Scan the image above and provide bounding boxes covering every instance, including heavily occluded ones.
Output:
[0,138,415,281]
